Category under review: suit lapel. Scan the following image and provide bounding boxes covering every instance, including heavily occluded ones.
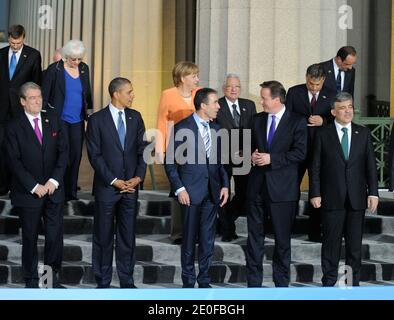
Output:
[222,100,237,128]
[269,109,290,150]
[348,123,359,162]
[124,108,134,151]
[41,113,51,150]
[239,100,249,128]
[259,113,268,152]
[328,124,346,162]
[301,86,312,115]
[1,49,9,80]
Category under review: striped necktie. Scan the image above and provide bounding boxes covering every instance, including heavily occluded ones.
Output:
[201,121,211,158]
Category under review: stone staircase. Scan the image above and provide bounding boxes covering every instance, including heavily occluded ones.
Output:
[1,191,394,288]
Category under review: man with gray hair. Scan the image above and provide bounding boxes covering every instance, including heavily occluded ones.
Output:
[309,92,379,286]
[286,64,337,242]
[4,82,68,288]
[215,74,256,242]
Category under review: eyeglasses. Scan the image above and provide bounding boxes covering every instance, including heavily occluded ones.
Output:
[68,57,83,62]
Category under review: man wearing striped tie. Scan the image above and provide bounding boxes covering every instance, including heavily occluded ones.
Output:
[165,88,229,288]
[309,92,379,286]
[4,82,68,288]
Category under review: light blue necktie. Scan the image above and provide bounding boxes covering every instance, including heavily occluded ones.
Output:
[9,52,17,80]
[117,111,126,150]
[341,127,349,160]
[201,121,211,158]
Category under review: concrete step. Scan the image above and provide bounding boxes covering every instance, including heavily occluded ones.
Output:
[1,259,393,286]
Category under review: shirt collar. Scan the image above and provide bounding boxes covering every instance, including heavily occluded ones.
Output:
[109,102,125,114]
[9,46,23,56]
[225,97,239,108]
[25,111,41,122]
[193,112,209,125]
[334,119,352,131]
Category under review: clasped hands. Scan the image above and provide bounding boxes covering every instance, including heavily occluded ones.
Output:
[113,177,142,193]
[252,149,271,166]
[34,180,57,198]
[307,115,323,127]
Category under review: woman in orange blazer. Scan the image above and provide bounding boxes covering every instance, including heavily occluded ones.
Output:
[156,61,200,244]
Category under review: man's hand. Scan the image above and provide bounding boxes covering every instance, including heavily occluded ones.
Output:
[308,115,324,127]
[123,177,142,193]
[178,190,191,206]
[219,187,229,207]
[113,179,128,192]
[252,150,271,166]
[368,196,379,214]
[44,180,56,195]
[34,184,48,198]
[310,197,322,208]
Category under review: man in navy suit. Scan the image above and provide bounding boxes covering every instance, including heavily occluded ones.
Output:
[165,88,229,288]
[215,74,256,242]
[320,46,357,97]
[86,77,146,288]
[246,81,307,287]
[309,92,378,286]
[286,64,336,242]
[0,25,42,195]
[4,82,67,288]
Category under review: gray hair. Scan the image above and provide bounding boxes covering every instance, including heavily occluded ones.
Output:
[62,40,86,59]
[19,82,41,99]
[331,92,353,109]
[223,73,241,87]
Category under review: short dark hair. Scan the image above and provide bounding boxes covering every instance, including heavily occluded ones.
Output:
[108,77,131,98]
[306,64,325,79]
[259,81,286,104]
[19,82,41,99]
[8,25,25,39]
[336,46,356,61]
[194,88,217,110]
[331,92,353,109]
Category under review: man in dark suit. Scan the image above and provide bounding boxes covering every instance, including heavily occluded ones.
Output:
[0,25,42,195]
[86,77,146,288]
[246,81,307,287]
[309,92,379,286]
[165,88,229,288]
[320,46,357,97]
[287,64,336,242]
[389,128,394,193]
[215,74,256,242]
[4,82,67,288]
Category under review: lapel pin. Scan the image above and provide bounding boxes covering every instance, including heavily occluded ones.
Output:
[45,119,49,123]
[242,108,246,112]
[81,71,85,74]
[23,55,27,58]
[328,70,332,73]
[128,117,132,120]
[355,131,359,134]
[323,96,326,99]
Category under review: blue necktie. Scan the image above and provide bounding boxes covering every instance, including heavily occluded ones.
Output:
[336,71,342,93]
[9,52,17,80]
[117,111,126,150]
[267,115,276,148]
[201,121,211,157]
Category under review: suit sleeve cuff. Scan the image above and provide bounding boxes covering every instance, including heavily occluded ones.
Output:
[175,187,185,196]
[49,178,59,189]
[110,178,118,186]
[368,196,379,199]
[31,184,39,194]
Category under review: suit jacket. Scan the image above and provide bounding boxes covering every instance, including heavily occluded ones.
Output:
[86,106,147,201]
[286,84,336,142]
[215,97,256,168]
[4,112,67,207]
[41,60,93,120]
[246,109,308,202]
[155,87,200,154]
[309,123,378,210]
[320,59,355,97]
[164,114,230,205]
[389,128,394,191]
[0,45,42,123]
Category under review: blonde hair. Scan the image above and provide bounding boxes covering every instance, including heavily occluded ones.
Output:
[172,61,199,87]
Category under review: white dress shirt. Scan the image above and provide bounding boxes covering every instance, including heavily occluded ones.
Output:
[9,46,23,66]
[266,105,286,141]
[225,97,240,118]
[334,119,352,149]
[308,91,320,103]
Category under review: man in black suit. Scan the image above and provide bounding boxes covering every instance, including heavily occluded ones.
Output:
[287,64,336,241]
[320,46,357,97]
[165,88,229,288]
[86,77,146,288]
[0,25,42,195]
[246,81,307,287]
[4,82,67,288]
[216,74,256,242]
[389,128,394,192]
[309,92,379,286]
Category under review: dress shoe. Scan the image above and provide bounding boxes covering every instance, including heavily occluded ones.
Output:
[182,284,194,288]
[172,238,182,245]
[96,284,111,288]
[65,196,79,202]
[198,284,212,288]
[53,283,67,289]
[308,235,322,242]
[221,233,238,242]
[25,281,39,288]
[121,284,137,288]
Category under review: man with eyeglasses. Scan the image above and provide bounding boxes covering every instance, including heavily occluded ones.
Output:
[215,74,256,242]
